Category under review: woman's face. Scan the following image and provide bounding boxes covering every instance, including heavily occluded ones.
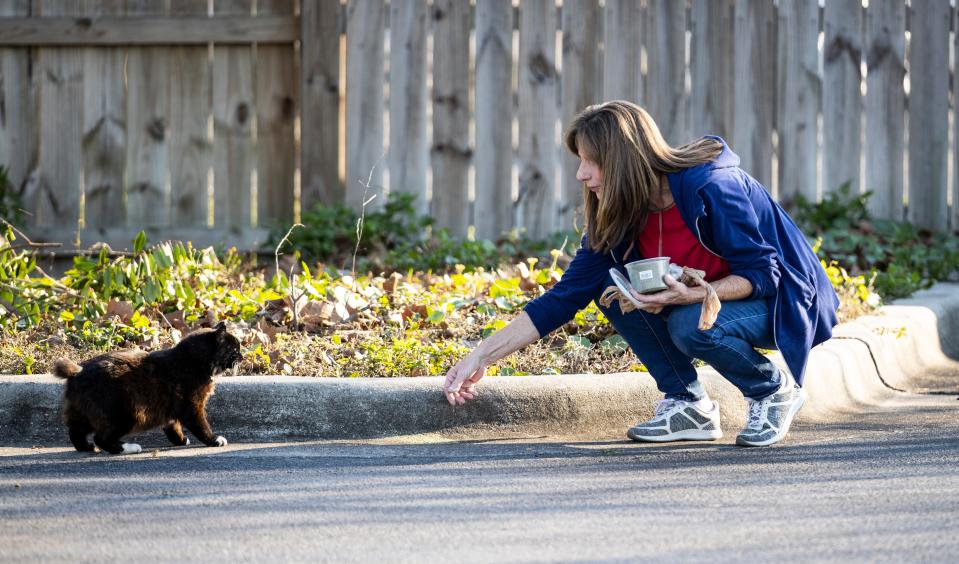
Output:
[576,157,604,197]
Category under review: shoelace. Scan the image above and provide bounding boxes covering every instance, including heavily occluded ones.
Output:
[653,398,677,418]
[746,398,766,430]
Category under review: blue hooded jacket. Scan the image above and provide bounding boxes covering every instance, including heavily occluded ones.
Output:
[523,137,840,385]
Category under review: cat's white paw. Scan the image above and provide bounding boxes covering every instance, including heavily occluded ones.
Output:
[121,443,142,454]
[183,437,190,446]
[212,436,228,447]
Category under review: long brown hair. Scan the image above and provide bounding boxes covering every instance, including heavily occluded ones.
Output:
[564,100,722,254]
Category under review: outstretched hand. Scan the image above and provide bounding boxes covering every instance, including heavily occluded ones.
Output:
[443,354,486,405]
[632,274,697,308]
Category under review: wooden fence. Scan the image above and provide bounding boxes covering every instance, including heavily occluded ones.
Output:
[0,0,956,253]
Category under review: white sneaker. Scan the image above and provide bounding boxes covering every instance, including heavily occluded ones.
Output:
[627,399,723,442]
[736,373,806,447]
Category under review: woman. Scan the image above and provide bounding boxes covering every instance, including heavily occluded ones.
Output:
[444,100,839,447]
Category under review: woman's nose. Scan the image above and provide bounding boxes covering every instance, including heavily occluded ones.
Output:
[576,164,589,182]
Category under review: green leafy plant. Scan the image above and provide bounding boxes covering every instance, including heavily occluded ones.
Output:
[0,166,24,226]
[797,184,959,300]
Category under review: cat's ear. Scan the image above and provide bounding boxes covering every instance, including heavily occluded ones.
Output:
[214,321,226,332]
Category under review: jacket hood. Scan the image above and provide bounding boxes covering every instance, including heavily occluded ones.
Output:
[704,135,740,170]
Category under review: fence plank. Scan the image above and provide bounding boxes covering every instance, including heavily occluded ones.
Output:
[603,0,642,103]
[300,0,342,209]
[954,3,959,231]
[126,0,170,229]
[345,0,385,211]
[732,0,774,188]
[906,0,950,232]
[431,0,470,237]
[213,0,254,230]
[26,0,83,232]
[167,0,211,228]
[645,0,688,146]
[517,0,558,239]
[255,0,297,227]
[560,0,601,232]
[0,15,299,46]
[81,1,126,231]
[776,0,820,209]
[388,0,428,216]
[863,0,904,220]
[474,0,513,240]
[822,0,862,196]
[691,0,733,143]
[0,0,36,208]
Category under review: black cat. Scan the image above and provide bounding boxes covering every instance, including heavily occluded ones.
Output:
[52,322,242,455]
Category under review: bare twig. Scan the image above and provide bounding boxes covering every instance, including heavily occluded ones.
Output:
[351,155,386,287]
[273,223,305,330]
[0,218,62,254]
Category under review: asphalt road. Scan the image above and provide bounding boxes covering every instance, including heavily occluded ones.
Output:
[1,391,958,563]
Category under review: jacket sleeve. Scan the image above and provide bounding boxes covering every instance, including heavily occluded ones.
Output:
[523,235,615,338]
[700,179,780,300]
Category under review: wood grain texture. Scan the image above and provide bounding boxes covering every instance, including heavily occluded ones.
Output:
[732,0,774,188]
[517,0,558,240]
[0,0,37,208]
[906,0,950,231]
[255,0,297,227]
[300,0,342,208]
[474,0,513,239]
[602,0,642,104]
[344,0,385,211]
[388,0,428,216]
[167,0,212,228]
[863,0,904,220]
[81,0,126,230]
[125,0,171,229]
[691,0,734,143]
[822,0,863,196]
[776,0,820,210]
[645,0,688,146]
[430,0,471,237]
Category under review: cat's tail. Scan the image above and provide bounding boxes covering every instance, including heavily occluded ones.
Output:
[52,358,82,379]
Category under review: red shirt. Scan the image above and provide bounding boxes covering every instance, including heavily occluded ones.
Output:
[638,205,730,282]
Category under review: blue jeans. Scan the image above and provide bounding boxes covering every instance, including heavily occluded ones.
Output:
[597,274,782,401]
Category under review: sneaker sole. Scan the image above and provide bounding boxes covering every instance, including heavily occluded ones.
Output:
[736,388,807,447]
[627,427,723,442]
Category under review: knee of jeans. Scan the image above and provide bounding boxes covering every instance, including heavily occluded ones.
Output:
[667,306,718,354]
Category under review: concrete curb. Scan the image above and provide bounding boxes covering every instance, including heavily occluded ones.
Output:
[2,283,957,444]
